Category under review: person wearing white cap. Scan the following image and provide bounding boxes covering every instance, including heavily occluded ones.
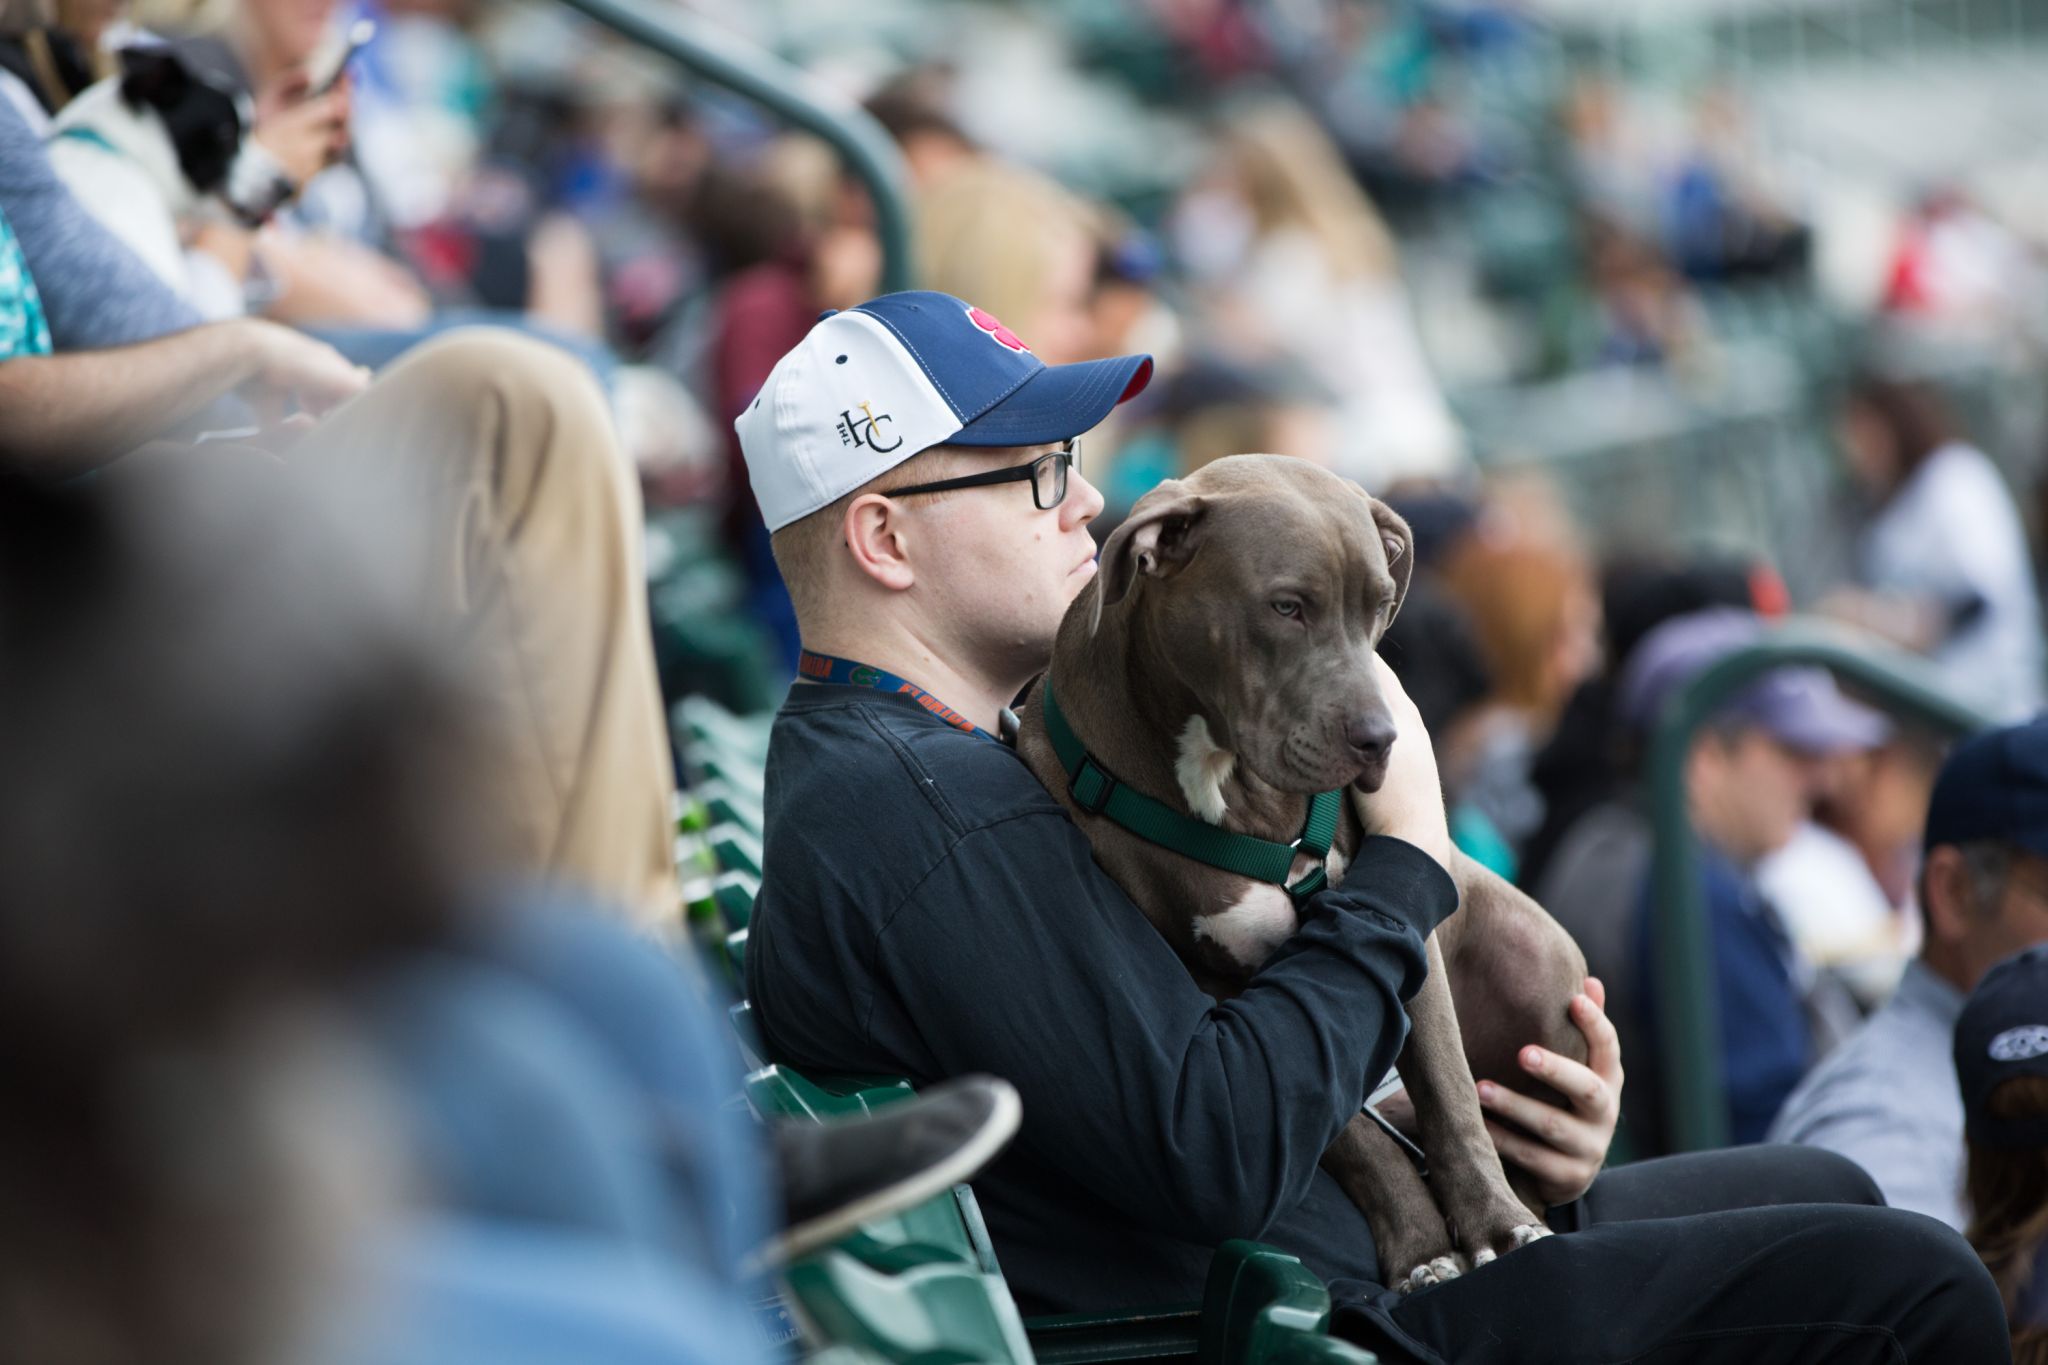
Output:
[738,292,2009,1363]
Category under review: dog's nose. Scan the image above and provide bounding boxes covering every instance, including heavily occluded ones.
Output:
[1346,715,1397,763]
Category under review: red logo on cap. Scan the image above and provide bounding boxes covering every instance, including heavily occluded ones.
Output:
[967,306,1030,353]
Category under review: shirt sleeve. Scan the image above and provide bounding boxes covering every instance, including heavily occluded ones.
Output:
[873,814,1455,1246]
[1770,1079,1967,1230]
[0,97,201,350]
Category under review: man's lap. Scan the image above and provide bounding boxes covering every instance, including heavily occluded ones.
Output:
[1326,1146,2001,1364]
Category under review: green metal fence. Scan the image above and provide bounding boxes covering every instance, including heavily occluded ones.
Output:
[548,0,915,293]
[1644,623,1992,1151]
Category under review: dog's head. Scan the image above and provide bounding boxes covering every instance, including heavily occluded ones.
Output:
[118,47,246,196]
[1091,455,1414,795]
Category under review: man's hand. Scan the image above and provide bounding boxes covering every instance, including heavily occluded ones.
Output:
[240,319,370,419]
[252,69,352,189]
[1348,654,1452,868]
[1476,976,1623,1208]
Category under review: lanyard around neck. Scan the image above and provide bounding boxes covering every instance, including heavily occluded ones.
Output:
[798,650,1005,744]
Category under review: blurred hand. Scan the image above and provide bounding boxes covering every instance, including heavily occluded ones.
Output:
[238,319,370,420]
[1347,654,1452,869]
[1476,976,1624,1208]
[252,68,352,190]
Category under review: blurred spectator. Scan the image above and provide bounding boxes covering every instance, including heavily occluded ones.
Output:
[1432,530,1603,863]
[1620,608,1887,1147]
[1773,719,2048,1230]
[1170,98,1467,487]
[1955,943,2048,1363]
[1822,374,2045,719]
[1096,356,1333,519]
[1379,577,1517,877]
[915,157,1095,366]
[1884,188,2040,336]
[863,68,975,190]
[0,463,1018,1365]
[0,0,114,132]
[1758,732,1945,1006]
[1551,214,1711,374]
[1664,84,1810,286]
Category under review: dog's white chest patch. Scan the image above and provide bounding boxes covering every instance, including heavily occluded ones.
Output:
[1175,716,1235,823]
[1194,884,1299,970]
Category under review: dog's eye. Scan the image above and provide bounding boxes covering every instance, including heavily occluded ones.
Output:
[1271,599,1303,620]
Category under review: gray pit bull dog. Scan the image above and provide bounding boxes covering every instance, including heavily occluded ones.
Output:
[1017,454,1589,1290]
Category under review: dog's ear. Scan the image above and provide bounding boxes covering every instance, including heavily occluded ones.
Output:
[119,47,189,109]
[1090,482,1208,635]
[1368,496,1414,627]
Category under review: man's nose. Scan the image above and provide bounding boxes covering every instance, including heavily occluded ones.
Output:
[1346,713,1397,763]
[1064,469,1105,529]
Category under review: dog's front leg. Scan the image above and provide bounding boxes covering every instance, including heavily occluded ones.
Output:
[1401,932,1554,1266]
[1321,1111,1467,1293]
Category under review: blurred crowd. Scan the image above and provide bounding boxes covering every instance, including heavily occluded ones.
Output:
[4,0,2048,1360]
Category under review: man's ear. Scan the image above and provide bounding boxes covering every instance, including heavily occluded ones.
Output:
[1368,496,1415,626]
[841,493,916,592]
[1921,844,1971,944]
[1090,482,1208,635]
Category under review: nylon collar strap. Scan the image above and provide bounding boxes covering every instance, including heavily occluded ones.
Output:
[1039,679,1342,902]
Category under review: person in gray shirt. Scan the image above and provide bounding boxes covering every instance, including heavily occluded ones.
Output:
[1770,717,2048,1228]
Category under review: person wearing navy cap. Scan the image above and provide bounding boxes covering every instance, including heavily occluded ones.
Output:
[740,293,2008,1363]
[1774,717,2048,1232]
[1955,944,2048,1360]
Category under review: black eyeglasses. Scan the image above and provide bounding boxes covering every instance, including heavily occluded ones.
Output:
[887,439,1081,511]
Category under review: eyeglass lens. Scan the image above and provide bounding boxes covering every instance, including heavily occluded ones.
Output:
[1033,451,1068,509]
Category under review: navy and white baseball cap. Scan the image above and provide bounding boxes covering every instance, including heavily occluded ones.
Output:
[735,290,1153,532]
[1953,943,2048,1150]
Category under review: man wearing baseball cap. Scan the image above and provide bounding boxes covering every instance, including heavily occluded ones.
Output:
[739,292,2006,1362]
[1617,607,1890,1145]
[1774,717,2048,1229]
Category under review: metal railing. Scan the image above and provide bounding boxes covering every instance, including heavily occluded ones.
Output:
[1644,624,1991,1150]
[549,0,914,293]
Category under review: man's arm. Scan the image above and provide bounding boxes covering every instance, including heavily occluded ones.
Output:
[874,819,1456,1246]
[1770,1079,1967,1229]
[0,319,367,476]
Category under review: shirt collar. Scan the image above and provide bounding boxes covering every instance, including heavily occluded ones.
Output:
[1896,958,1966,1025]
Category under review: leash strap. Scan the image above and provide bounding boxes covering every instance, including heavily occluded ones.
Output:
[797,650,1002,744]
[1039,680,1341,902]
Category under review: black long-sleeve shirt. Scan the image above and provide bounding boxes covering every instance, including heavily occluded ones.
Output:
[748,683,1458,1314]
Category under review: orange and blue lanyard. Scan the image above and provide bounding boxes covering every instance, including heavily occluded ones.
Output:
[798,650,1003,744]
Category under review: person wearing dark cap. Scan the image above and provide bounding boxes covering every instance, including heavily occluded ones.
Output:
[1619,608,1889,1147]
[1956,944,2048,1363]
[1773,719,2048,1229]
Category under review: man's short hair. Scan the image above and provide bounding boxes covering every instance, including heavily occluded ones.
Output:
[768,443,978,621]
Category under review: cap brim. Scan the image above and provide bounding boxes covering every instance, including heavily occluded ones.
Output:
[949,353,1153,447]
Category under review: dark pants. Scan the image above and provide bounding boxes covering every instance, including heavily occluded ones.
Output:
[1331,1146,2010,1364]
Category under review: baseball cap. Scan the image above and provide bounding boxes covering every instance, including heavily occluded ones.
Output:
[1923,717,2048,857]
[735,290,1154,532]
[1953,943,2048,1149]
[1617,608,1888,753]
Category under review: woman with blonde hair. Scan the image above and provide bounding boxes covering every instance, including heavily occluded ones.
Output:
[1171,98,1466,488]
[1957,944,2048,1364]
[914,157,1097,367]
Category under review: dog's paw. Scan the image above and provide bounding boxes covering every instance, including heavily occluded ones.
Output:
[1398,1252,1468,1294]
[1510,1222,1552,1249]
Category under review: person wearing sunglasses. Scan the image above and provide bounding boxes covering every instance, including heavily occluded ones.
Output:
[736,290,2006,1364]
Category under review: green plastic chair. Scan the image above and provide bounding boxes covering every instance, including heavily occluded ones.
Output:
[684,868,759,933]
[707,822,765,878]
[1197,1243,1377,1365]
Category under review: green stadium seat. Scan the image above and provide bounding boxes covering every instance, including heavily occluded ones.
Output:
[725,927,748,981]
[707,822,765,878]
[730,999,766,1069]
[684,868,759,933]
[783,1240,1037,1365]
[1196,1242,1377,1365]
